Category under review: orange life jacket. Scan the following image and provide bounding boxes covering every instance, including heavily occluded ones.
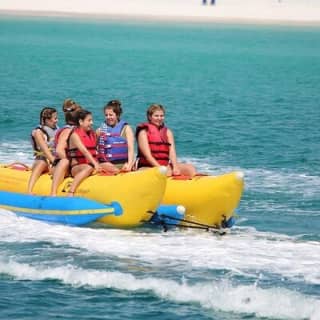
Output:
[136,122,171,167]
[67,127,97,165]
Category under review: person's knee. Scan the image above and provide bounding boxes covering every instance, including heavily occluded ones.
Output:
[60,159,69,167]
[80,166,94,178]
[35,161,48,172]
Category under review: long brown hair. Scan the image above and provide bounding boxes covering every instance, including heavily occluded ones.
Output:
[104,100,122,120]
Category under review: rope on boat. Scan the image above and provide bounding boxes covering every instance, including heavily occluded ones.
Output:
[4,162,31,171]
[147,210,226,235]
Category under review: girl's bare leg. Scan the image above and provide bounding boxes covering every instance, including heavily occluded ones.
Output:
[50,159,69,196]
[178,163,197,177]
[27,160,48,194]
[68,164,94,196]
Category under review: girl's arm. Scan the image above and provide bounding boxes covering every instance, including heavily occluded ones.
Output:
[55,129,71,159]
[123,125,135,170]
[96,128,101,137]
[167,129,180,175]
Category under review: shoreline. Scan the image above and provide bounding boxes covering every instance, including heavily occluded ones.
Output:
[1,8,320,28]
[1,0,320,27]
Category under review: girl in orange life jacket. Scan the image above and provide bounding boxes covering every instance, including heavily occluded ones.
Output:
[96,99,135,174]
[50,100,81,196]
[27,107,58,194]
[136,104,197,178]
[66,109,102,196]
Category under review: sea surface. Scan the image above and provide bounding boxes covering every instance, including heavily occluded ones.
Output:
[0,16,319,320]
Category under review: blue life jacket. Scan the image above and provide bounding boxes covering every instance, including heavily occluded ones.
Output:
[98,120,129,163]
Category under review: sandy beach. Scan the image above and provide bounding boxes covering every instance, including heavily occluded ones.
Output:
[0,0,320,25]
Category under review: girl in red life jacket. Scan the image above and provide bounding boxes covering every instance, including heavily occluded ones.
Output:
[50,101,81,196]
[96,99,135,174]
[66,109,102,196]
[136,104,197,178]
[27,107,58,194]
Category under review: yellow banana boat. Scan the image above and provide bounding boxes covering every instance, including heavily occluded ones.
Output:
[162,171,244,227]
[0,163,244,229]
[0,164,167,228]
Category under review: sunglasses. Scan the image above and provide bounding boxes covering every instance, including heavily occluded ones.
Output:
[109,100,121,106]
[65,106,76,112]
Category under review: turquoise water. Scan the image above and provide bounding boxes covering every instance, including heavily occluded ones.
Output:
[0,16,319,319]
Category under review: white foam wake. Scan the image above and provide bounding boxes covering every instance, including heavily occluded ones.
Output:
[0,141,32,165]
[0,259,319,320]
[1,211,320,285]
[188,157,320,199]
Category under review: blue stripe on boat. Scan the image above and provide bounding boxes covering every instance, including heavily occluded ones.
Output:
[0,191,122,226]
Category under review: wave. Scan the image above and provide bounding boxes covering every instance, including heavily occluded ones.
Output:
[1,211,319,286]
[0,141,32,165]
[0,258,319,320]
[189,157,320,199]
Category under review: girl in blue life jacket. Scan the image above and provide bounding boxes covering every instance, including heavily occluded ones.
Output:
[27,107,58,194]
[96,100,135,174]
[136,104,197,178]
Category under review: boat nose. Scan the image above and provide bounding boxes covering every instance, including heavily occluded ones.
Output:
[110,201,123,216]
[236,171,244,180]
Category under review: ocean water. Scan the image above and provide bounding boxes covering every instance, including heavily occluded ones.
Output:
[0,16,319,320]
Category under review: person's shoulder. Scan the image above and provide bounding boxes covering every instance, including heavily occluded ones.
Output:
[136,122,148,130]
[32,126,45,136]
[123,122,132,129]
[59,127,73,137]
[61,126,73,133]
[166,127,174,136]
[123,123,134,135]
[136,123,148,135]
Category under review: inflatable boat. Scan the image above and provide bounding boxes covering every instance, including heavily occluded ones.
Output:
[0,190,122,226]
[0,163,167,228]
[0,163,244,229]
[162,171,244,227]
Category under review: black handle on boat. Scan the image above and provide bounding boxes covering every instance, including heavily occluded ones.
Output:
[163,221,226,235]
[159,213,224,231]
[147,211,226,235]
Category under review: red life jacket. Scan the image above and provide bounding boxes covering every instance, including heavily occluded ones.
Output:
[54,125,74,149]
[136,122,171,167]
[67,127,97,165]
